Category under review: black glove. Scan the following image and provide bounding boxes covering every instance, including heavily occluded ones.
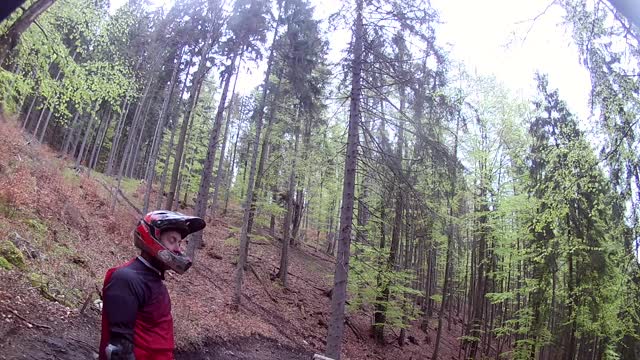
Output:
[105,335,135,360]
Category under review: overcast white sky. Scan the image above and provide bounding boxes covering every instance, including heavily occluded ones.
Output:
[109,0,592,119]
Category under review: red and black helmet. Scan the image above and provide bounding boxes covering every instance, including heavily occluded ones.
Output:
[133,211,206,274]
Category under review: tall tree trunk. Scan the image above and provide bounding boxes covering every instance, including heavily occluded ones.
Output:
[156,60,191,210]
[111,75,153,211]
[62,111,80,155]
[88,108,113,176]
[143,51,182,213]
[165,41,212,210]
[22,95,38,130]
[246,72,283,235]
[106,99,130,175]
[127,99,152,178]
[0,0,57,66]
[432,116,460,360]
[373,197,388,343]
[325,0,363,357]
[278,107,300,287]
[75,103,100,168]
[189,54,238,259]
[37,107,54,142]
[233,4,283,308]
[210,63,242,215]
[223,119,241,215]
[466,165,489,359]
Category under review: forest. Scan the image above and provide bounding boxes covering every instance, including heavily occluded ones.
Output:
[0,0,639,359]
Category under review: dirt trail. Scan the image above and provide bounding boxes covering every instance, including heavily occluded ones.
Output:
[175,335,313,360]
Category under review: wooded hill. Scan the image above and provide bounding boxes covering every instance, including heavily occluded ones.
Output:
[1,0,640,359]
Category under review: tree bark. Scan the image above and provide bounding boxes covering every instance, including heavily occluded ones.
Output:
[278,107,300,287]
[0,0,57,66]
[232,4,283,309]
[325,0,363,357]
[189,54,238,259]
[246,72,283,235]
[432,116,460,360]
[106,99,130,175]
[210,62,242,216]
[223,119,241,215]
[143,50,182,213]
[75,103,100,168]
[165,41,212,210]
[62,111,80,155]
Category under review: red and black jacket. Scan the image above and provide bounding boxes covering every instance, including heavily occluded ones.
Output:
[99,257,174,360]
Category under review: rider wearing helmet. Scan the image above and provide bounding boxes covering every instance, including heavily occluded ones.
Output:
[98,211,205,360]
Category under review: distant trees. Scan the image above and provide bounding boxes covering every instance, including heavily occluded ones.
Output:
[1,0,639,359]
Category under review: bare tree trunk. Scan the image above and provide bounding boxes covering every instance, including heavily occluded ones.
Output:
[88,108,113,175]
[0,0,57,66]
[37,107,54,142]
[106,99,130,175]
[32,106,48,135]
[189,54,238,259]
[22,95,38,130]
[75,103,100,168]
[247,72,283,235]
[165,42,212,210]
[211,63,242,216]
[127,99,152,178]
[373,196,388,343]
[143,51,182,213]
[223,122,241,215]
[325,0,363,357]
[232,5,283,308]
[432,116,460,360]
[278,107,300,287]
[62,111,80,155]
[111,73,154,211]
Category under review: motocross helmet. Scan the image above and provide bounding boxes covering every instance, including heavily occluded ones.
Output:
[133,210,205,274]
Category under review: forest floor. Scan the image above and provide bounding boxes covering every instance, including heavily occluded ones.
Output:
[0,116,465,360]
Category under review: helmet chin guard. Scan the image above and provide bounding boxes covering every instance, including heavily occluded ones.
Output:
[133,211,205,274]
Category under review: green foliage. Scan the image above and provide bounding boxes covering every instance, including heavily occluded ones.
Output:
[0,239,26,269]
[0,256,14,270]
[348,243,421,329]
[24,218,48,241]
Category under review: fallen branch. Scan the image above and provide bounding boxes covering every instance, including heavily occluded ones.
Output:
[284,270,331,295]
[293,246,335,264]
[9,309,52,329]
[95,178,142,215]
[79,292,92,315]
[191,265,223,290]
[345,316,364,341]
[118,189,141,214]
[248,264,278,303]
[68,335,95,350]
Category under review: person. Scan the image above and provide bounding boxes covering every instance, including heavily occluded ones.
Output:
[98,210,205,360]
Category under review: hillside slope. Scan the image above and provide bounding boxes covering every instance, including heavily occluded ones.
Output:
[0,118,463,360]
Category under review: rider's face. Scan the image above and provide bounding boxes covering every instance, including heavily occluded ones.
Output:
[159,230,183,253]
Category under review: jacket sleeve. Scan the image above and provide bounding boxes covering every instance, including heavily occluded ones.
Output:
[103,268,146,345]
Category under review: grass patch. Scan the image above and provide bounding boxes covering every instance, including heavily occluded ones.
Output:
[228,226,240,235]
[224,235,240,246]
[28,271,82,307]
[90,172,141,194]
[0,239,25,269]
[252,234,270,243]
[24,218,48,241]
[0,256,13,270]
[62,167,81,186]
